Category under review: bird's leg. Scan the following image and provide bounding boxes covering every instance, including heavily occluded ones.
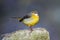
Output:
[29,26,33,32]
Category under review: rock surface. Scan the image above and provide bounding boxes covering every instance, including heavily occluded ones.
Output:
[1,28,50,40]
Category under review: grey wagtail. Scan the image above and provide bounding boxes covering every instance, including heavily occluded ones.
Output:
[12,10,40,32]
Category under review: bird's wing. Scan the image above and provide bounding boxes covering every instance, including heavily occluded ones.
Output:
[19,15,31,22]
[23,15,31,19]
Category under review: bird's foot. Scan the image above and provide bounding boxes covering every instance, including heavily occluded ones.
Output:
[29,26,33,33]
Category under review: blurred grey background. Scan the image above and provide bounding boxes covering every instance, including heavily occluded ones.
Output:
[0,0,60,40]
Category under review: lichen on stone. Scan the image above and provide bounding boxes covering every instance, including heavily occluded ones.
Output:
[1,28,50,40]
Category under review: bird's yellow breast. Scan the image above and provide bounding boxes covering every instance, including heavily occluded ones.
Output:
[23,13,39,27]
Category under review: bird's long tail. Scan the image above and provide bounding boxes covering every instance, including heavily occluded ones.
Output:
[11,17,22,21]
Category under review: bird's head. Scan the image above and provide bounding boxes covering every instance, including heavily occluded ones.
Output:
[27,10,39,17]
[31,10,38,16]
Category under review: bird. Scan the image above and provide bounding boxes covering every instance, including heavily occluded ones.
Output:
[11,10,40,32]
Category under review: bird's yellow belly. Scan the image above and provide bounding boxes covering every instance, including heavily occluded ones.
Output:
[23,18,39,27]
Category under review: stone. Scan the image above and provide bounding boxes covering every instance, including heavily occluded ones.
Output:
[1,28,50,40]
